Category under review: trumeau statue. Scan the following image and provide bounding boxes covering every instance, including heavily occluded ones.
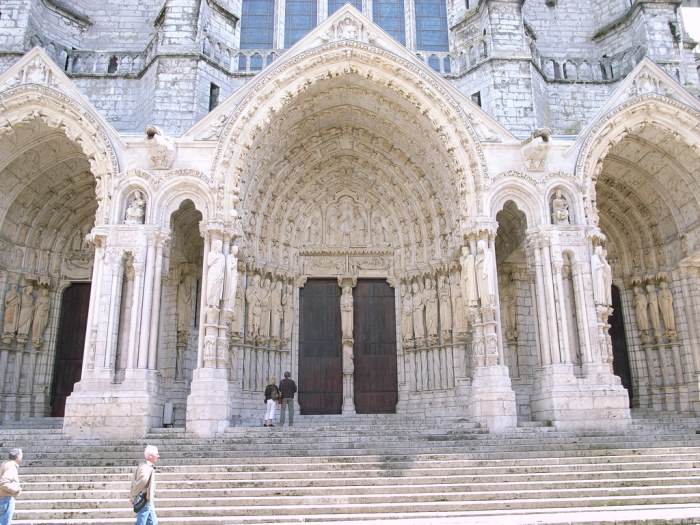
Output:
[340,285,354,340]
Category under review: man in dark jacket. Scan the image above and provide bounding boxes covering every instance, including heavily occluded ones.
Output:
[278,371,297,426]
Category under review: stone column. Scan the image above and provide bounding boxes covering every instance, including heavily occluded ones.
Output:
[148,235,169,370]
[186,221,237,437]
[464,226,517,431]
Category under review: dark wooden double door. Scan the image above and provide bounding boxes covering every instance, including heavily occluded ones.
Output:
[298,279,398,415]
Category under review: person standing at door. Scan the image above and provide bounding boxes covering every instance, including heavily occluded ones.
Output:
[278,371,297,427]
[263,377,279,427]
[0,448,22,525]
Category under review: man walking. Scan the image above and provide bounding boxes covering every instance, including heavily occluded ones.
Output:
[279,371,297,426]
[0,448,22,525]
[130,445,159,525]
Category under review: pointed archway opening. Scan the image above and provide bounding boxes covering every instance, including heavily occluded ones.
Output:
[216,45,483,419]
[164,199,204,427]
[495,200,533,420]
[0,112,96,420]
[595,116,700,413]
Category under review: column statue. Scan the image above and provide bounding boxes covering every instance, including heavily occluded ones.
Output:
[591,246,612,305]
[633,285,649,336]
[658,281,676,335]
[438,275,452,334]
[460,246,478,307]
[16,285,35,342]
[475,240,495,307]
[411,281,425,340]
[424,277,438,338]
[31,287,50,347]
[2,283,21,339]
[269,280,283,341]
[646,282,661,340]
[400,283,414,343]
[206,239,225,308]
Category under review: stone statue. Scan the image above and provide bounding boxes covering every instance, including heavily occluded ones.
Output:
[223,246,239,312]
[460,247,478,307]
[124,190,146,224]
[633,285,649,333]
[400,283,414,342]
[259,278,272,338]
[2,283,21,339]
[232,286,245,336]
[658,281,676,334]
[502,280,517,342]
[646,282,661,340]
[590,246,611,305]
[282,283,294,342]
[411,281,425,340]
[305,215,321,245]
[31,287,50,347]
[343,342,354,374]
[206,239,225,308]
[438,275,452,334]
[475,240,495,307]
[16,285,35,342]
[424,277,438,338]
[269,280,283,340]
[340,285,354,340]
[246,274,262,337]
[350,208,366,246]
[551,189,570,225]
[451,275,467,333]
[176,266,194,332]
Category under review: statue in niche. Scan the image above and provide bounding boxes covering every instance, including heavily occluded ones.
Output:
[246,274,262,337]
[551,190,570,225]
[124,190,146,225]
[460,247,478,308]
[475,240,495,307]
[502,278,518,342]
[646,282,662,341]
[176,266,194,332]
[438,275,452,335]
[2,283,21,340]
[282,283,294,343]
[658,281,676,337]
[340,285,354,340]
[231,285,245,336]
[400,283,414,343]
[258,278,272,339]
[16,285,35,343]
[269,280,283,341]
[424,277,438,339]
[590,246,612,306]
[411,281,425,341]
[31,287,50,348]
[206,240,225,308]
[633,285,649,338]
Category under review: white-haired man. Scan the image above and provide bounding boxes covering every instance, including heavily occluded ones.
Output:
[0,448,22,525]
[130,445,159,525]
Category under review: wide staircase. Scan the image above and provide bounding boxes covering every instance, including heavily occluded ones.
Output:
[2,412,700,524]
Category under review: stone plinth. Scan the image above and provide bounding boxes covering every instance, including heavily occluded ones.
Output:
[63,368,163,439]
[186,367,231,436]
[467,365,517,432]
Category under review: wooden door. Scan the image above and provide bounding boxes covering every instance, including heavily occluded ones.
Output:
[50,283,91,417]
[353,279,398,413]
[298,279,342,415]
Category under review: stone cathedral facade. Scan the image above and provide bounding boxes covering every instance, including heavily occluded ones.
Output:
[0,0,699,438]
